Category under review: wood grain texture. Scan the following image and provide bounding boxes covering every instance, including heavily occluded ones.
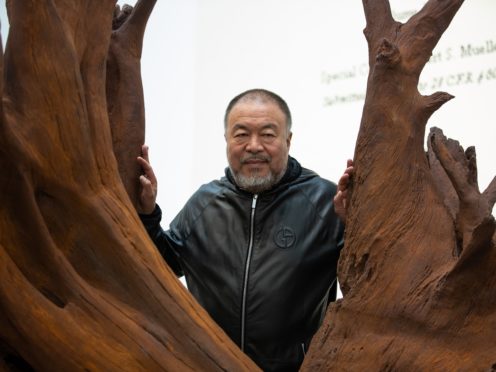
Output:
[302,0,496,371]
[106,1,152,209]
[2,0,494,371]
[0,1,258,370]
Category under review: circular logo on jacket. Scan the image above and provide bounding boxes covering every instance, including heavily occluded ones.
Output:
[274,226,296,249]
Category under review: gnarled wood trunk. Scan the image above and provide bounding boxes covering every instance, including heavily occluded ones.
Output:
[0,1,257,370]
[1,0,495,371]
[303,0,496,371]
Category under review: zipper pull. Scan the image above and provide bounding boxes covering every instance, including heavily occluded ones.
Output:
[252,194,258,209]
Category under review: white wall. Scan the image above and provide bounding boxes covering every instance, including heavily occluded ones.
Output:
[1,0,494,224]
[137,0,496,223]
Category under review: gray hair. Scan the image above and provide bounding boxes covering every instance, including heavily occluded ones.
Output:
[224,89,292,133]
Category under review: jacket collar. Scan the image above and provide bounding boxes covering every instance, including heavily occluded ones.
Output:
[225,156,302,195]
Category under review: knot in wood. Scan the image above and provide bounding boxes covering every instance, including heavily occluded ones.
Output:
[112,4,133,30]
[376,38,401,67]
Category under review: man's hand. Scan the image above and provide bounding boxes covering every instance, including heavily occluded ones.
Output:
[334,159,354,221]
[137,145,158,214]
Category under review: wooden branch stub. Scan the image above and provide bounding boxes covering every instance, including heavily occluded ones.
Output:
[400,0,464,74]
[364,0,464,77]
[106,0,157,209]
[362,0,394,29]
[430,128,495,260]
[483,177,496,208]
[362,0,395,61]
[430,128,480,204]
[113,5,134,30]
[427,127,459,220]
[422,92,454,120]
[114,0,158,58]
[376,38,401,67]
[360,0,464,133]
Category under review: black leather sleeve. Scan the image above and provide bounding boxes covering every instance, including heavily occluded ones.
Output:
[139,204,184,277]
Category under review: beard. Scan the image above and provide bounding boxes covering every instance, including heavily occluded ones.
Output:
[230,155,286,194]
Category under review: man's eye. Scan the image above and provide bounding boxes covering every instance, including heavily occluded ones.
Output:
[234,132,248,138]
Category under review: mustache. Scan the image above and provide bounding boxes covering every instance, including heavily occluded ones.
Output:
[240,154,271,164]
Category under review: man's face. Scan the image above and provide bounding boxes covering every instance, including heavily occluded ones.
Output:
[225,100,292,193]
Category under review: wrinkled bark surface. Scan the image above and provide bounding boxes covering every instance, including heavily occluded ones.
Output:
[303,0,496,371]
[106,3,149,209]
[2,0,495,371]
[0,1,258,370]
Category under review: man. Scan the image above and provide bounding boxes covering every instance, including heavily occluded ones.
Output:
[137,89,351,371]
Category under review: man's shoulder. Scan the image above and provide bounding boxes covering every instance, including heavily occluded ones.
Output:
[297,167,338,194]
[194,177,230,195]
[185,177,232,207]
[172,177,231,231]
[292,168,340,221]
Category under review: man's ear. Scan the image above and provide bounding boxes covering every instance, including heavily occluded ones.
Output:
[287,131,293,149]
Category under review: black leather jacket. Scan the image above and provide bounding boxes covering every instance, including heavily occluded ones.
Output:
[140,157,344,372]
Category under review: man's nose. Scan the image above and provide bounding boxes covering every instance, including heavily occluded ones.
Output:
[246,135,263,152]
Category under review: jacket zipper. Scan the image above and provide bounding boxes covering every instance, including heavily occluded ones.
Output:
[241,193,258,351]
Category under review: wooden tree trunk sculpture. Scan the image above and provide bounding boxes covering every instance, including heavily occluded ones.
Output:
[1,0,495,371]
[0,1,258,370]
[106,3,148,209]
[302,0,496,371]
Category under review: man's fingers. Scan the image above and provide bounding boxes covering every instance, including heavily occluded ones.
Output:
[334,160,354,221]
[337,161,355,192]
[139,175,156,200]
[139,174,151,187]
[136,145,158,214]
[138,145,158,184]
[137,156,151,171]
[337,173,350,191]
[137,170,158,214]
[344,165,354,179]
[333,190,347,221]
[137,156,158,185]
[334,189,347,202]
[141,144,150,163]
